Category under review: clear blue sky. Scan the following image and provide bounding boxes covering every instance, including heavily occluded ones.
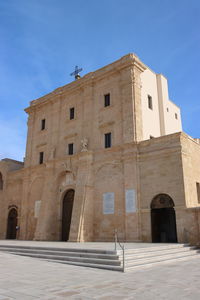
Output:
[0,0,200,161]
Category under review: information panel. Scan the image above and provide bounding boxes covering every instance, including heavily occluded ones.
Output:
[103,192,114,214]
[125,189,136,213]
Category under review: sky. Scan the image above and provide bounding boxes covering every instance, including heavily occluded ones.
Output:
[0,0,200,161]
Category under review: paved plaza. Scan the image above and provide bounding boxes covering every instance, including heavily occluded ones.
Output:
[0,242,199,299]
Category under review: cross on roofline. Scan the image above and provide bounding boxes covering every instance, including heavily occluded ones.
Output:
[70,65,83,80]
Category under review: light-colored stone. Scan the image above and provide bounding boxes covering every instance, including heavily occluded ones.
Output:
[0,53,199,244]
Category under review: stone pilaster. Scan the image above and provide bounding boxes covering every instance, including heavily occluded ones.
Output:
[34,163,56,240]
[69,151,93,242]
[132,64,144,142]
[18,173,31,240]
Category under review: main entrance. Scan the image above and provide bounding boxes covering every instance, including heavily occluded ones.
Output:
[6,208,18,239]
[61,189,74,241]
[151,194,177,243]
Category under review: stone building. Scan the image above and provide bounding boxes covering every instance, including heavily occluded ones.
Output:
[0,53,200,244]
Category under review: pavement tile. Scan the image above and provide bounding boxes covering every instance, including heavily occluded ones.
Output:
[0,242,200,299]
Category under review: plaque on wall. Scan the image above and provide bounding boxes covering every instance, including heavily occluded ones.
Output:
[125,189,136,213]
[103,192,114,214]
[34,200,41,218]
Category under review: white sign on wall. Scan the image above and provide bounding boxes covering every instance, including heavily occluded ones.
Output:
[103,192,114,214]
[34,200,41,218]
[125,189,136,213]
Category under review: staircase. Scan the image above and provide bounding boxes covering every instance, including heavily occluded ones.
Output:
[0,244,122,271]
[120,244,200,271]
[0,243,199,272]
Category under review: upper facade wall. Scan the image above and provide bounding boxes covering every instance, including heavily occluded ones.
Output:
[24,54,146,167]
[24,54,182,167]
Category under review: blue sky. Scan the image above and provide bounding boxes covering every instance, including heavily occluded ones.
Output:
[0,0,200,161]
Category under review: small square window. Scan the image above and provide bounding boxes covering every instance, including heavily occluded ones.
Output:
[150,135,154,139]
[68,143,74,155]
[41,119,45,130]
[39,152,44,164]
[148,95,153,110]
[70,107,75,120]
[104,94,110,107]
[105,132,111,148]
[175,113,178,119]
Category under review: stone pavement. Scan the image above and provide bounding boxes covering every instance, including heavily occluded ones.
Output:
[0,248,200,300]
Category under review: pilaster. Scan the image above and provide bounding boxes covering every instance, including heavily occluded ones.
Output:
[69,151,94,242]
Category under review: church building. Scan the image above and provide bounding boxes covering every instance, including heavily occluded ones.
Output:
[0,53,200,244]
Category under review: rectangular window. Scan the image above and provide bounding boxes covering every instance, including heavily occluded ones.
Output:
[41,119,46,130]
[68,143,74,155]
[70,107,75,120]
[196,182,200,203]
[105,132,111,148]
[39,152,44,164]
[148,95,153,110]
[175,113,178,119]
[104,94,110,107]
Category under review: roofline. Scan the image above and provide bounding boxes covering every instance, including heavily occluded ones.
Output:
[1,158,24,165]
[25,53,147,114]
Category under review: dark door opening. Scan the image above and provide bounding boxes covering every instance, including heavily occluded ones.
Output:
[61,189,74,241]
[6,208,18,239]
[151,194,177,243]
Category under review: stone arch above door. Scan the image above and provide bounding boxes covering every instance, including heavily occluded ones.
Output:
[151,193,175,209]
[151,193,177,243]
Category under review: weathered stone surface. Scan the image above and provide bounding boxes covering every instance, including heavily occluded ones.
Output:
[0,54,199,244]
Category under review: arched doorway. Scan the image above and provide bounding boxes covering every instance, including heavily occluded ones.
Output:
[6,208,18,239]
[61,189,74,241]
[151,194,177,243]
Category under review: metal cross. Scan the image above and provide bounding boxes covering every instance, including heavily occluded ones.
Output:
[70,65,83,80]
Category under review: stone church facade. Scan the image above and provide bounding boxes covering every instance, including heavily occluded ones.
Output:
[0,54,200,244]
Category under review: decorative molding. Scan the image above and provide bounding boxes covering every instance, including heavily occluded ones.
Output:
[99,121,115,129]
[64,133,77,140]
[36,142,47,148]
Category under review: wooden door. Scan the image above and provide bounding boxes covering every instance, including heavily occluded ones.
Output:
[61,190,74,241]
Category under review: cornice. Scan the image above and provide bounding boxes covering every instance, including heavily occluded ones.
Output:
[24,53,146,114]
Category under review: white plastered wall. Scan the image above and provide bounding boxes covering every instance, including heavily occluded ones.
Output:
[141,69,161,140]
[156,74,182,135]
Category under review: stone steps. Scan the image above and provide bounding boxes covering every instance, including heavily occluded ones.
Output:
[0,246,118,260]
[122,244,190,255]
[119,245,200,270]
[46,259,123,272]
[0,244,121,271]
[125,253,199,271]
[0,243,199,272]
[0,245,115,254]
[120,246,197,260]
[4,251,121,266]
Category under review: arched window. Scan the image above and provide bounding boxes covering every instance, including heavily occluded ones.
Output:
[0,172,3,190]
